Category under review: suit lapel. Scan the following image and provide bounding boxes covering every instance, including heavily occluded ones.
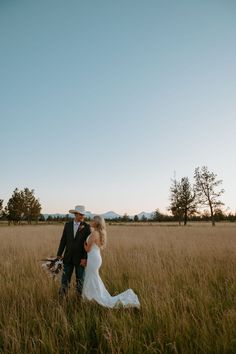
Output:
[75,221,85,239]
[70,221,75,238]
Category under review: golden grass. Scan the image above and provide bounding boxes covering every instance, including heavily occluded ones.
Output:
[0,223,236,354]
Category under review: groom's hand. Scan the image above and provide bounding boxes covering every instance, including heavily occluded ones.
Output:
[80,259,87,267]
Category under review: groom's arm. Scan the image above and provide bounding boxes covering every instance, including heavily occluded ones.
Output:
[57,223,67,258]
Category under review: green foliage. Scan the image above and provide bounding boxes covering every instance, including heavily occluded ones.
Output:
[153,209,165,222]
[214,208,226,222]
[122,213,131,222]
[169,177,183,224]
[6,188,42,224]
[22,188,42,223]
[179,177,197,225]
[39,214,46,222]
[169,177,196,225]
[5,188,24,223]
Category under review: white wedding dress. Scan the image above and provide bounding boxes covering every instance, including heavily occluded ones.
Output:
[82,236,140,308]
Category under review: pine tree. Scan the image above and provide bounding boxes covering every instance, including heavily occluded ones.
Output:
[122,213,130,222]
[179,177,197,225]
[6,188,24,224]
[169,176,196,225]
[6,188,42,224]
[169,177,183,225]
[153,209,164,222]
[21,188,41,224]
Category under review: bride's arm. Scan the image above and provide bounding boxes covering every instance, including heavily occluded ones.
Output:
[84,231,98,252]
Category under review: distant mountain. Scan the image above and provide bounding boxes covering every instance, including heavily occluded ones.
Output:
[43,210,155,220]
[100,211,121,219]
[137,211,155,220]
[84,211,95,219]
[43,213,71,219]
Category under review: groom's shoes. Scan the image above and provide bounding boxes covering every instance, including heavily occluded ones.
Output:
[58,284,83,304]
[58,286,69,303]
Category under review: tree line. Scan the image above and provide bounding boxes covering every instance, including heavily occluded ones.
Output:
[34,209,236,224]
[109,166,231,226]
[0,166,235,226]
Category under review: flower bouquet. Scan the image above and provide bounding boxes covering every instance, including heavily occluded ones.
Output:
[41,257,63,280]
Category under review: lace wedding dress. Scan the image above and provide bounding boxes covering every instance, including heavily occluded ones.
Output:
[82,236,140,308]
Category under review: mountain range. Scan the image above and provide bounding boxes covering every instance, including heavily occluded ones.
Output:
[43,211,155,220]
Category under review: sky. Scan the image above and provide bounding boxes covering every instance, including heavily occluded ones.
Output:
[1,0,236,215]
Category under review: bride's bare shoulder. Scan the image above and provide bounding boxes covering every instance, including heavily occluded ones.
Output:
[90,230,99,239]
[91,230,103,247]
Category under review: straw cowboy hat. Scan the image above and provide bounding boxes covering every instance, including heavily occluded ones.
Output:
[69,205,86,215]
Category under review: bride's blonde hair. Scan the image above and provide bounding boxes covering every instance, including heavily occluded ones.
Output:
[93,215,107,248]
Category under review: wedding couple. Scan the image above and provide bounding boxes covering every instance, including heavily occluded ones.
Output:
[56,205,140,308]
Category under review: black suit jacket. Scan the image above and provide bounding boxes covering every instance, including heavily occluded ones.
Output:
[57,221,91,265]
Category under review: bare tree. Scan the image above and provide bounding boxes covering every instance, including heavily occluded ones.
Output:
[194,166,224,226]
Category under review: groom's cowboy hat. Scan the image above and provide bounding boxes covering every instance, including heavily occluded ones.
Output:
[69,205,86,215]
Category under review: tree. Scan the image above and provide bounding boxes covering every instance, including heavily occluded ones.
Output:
[6,188,24,224]
[133,215,139,222]
[179,177,197,225]
[153,209,164,222]
[227,213,236,222]
[214,208,226,222]
[194,166,225,226]
[169,177,183,225]
[21,188,41,224]
[141,215,147,222]
[39,214,45,222]
[47,215,53,223]
[6,188,42,224]
[169,176,197,225]
[122,213,130,222]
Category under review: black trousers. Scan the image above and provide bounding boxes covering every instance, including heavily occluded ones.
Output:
[59,263,85,296]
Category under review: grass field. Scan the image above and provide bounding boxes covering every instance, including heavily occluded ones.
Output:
[0,223,235,354]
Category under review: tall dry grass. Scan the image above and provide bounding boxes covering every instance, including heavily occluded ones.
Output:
[0,223,235,353]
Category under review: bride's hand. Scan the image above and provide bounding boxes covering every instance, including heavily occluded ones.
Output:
[80,258,87,267]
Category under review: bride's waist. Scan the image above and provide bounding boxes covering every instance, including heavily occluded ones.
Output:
[88,246,101,255]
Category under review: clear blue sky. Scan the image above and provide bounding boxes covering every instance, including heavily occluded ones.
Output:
[1,0,236,215]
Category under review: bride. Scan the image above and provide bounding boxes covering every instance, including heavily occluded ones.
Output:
[82,216,140,308]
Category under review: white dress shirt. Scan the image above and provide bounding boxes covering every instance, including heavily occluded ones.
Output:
[73,221,80,237]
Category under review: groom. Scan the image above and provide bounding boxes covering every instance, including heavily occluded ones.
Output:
[57,205,91,298]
